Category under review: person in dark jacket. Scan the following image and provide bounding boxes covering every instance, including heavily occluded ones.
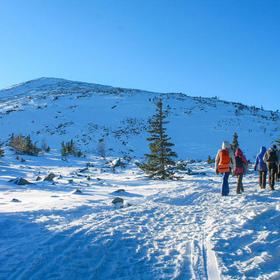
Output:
[234,148,247,194]
[277,148,280,182]
[254,146,267,189]
[263,145,278,190]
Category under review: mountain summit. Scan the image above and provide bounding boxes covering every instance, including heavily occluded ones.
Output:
[0,78,279,159]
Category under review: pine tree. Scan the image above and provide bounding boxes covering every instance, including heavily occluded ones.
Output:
[9,134,40,155]
[207,155,214,164]
[139,99,177,179]
[232,132,239,152]
[61,139,83,157]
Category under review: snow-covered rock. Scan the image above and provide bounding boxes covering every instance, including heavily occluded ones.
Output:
[43,173,56,182]
[113,189,126,194]
[71,188,83,195]
[112,197,124,208]
[10,177,32,185]
[10,198,21,203]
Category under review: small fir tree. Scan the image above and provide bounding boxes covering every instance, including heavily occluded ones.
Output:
[207,155,214,164]
[139,99,177,179]
[61,140,82,157]
[232,132,239,152]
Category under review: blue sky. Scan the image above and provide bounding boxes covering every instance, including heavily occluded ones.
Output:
[0,0,279,110]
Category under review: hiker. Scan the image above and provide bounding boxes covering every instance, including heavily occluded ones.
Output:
[234,147,247,194]
[277,148,280,182]
[263,145,278,190]
[215,141,235,196]
[254,146,267,189]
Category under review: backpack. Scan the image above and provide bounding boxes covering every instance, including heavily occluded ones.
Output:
[235,156,243,168]
[267,150,277,163]
[218,149,231,173]
[259,159,266,171]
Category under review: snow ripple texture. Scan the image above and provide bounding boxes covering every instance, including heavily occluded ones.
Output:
[0,155,280,280]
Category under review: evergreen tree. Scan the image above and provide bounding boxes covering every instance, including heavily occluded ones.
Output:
[232,132,239,152]
[207,155,214,164]
[61,139,83,157]
[9,134,40,155]
[139,99,177,179]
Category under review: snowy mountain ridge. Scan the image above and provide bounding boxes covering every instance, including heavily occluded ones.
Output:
[0,77,279,159]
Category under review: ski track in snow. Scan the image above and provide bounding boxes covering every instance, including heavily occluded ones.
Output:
[0,155,280,280]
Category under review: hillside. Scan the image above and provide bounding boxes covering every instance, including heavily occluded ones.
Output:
[1,78,280,279]
[0,77,279,159]
[1,151,279,279]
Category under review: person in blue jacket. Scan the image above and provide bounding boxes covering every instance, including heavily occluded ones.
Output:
[254,146,267,189]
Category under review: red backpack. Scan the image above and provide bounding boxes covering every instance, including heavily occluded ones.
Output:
[218,149,231,173]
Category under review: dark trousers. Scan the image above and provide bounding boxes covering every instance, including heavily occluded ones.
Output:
[236,174,244,194]
[222,172,230,196]
[268,166,277,190]
[258,171,267,189]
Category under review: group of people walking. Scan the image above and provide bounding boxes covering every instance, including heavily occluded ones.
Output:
[215,141,280,196]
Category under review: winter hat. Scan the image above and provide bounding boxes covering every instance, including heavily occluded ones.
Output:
[222,141,231,150]
[259,146,266,154]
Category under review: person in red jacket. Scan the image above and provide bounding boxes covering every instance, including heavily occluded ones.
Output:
[234,147,248,194]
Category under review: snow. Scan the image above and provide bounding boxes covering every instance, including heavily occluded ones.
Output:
[1,150,279,279]
[0,77,279,160]
[0,78,279,279]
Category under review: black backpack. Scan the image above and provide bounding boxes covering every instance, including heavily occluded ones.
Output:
[235,156,243,168]
[267,149,277,163]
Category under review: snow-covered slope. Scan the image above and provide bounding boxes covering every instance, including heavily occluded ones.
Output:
[0,151,279,279]
[1,78,279,279]
[0,77,279,159]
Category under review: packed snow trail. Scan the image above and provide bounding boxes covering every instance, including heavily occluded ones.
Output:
[0,157,280,279]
